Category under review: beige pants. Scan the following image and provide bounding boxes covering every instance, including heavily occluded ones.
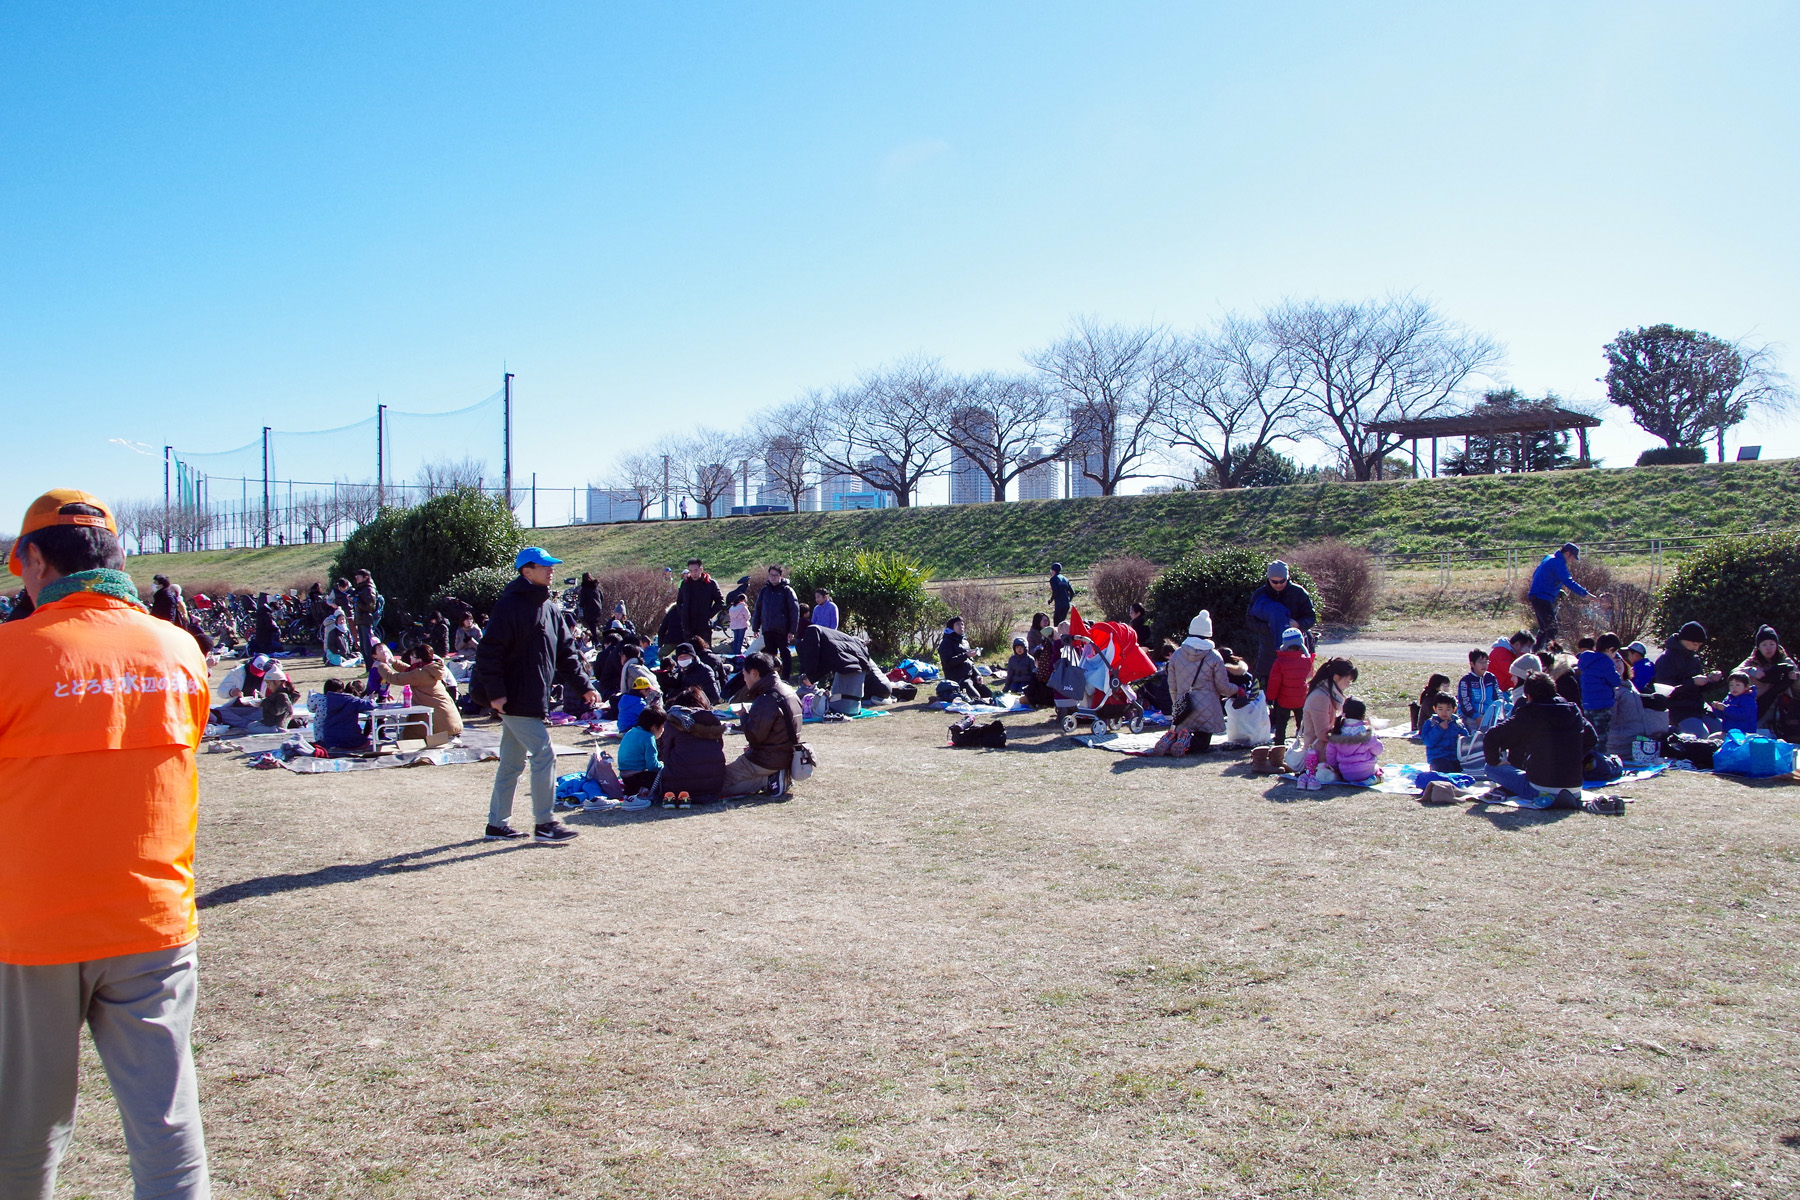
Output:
[721,752,781,797]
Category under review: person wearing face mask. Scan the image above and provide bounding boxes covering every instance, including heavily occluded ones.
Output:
[667,642,722,705]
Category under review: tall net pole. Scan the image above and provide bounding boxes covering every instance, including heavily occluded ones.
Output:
[261,426,272,547]
[503,372,515,509]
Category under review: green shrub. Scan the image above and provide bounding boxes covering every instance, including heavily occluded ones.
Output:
[1654,532,1800,669]
[1145,548,1316,652]
[332,489,522,629]
[1636,446,1707,466]
[432,565,517,617]
[786,548,933,661]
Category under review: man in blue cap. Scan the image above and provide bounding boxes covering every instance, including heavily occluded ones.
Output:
[473,548,597,844]
[1528,542,1603,651]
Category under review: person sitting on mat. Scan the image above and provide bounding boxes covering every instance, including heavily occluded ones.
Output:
[317,677,374,752]
[1481,674,1595,805]
[618,706,666,796]
[1419,692,1469,774]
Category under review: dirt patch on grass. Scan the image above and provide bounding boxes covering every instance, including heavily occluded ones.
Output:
[54,660,1800,1198]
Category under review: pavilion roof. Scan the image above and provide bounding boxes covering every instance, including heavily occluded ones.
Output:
[1368,406,1603,439]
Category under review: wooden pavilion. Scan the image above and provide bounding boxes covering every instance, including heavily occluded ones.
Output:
[1370,400,1603,478]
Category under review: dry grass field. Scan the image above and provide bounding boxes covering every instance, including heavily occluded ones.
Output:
[52,658,1800,1199]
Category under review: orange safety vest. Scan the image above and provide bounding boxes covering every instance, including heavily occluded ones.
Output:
[0,591,210,964]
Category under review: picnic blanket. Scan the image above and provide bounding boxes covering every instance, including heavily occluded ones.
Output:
[939,700,1036,716]
[1271,761,1671,798]
[1075,731,1168,755]
[240,726,590,773]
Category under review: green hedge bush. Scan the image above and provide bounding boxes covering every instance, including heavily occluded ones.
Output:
[1636,446,1707,466]
[1654,532,1800,669]
[786,548,933,661]
[432,565,517,617]
[332,488,522,629]
[1145,548,1317,652]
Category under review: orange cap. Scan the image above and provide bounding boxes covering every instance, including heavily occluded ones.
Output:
[9,489,117,576]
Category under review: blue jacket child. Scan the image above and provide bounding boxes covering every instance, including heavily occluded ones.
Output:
[1577,649,1623,712]
[1456,666,1500,727]
[319,685,374,751]
[1720,688,1759,736]
[1419,704,1470,770]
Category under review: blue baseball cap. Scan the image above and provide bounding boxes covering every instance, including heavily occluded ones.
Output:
[514,547,563,569]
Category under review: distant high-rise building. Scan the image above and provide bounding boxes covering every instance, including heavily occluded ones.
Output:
[756,437,812,511]
[1066,409,1110,498]
[948,407,997,504]
[1016,446,1060,501]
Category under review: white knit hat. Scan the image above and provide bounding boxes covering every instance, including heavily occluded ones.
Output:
[1188,610,1213,638]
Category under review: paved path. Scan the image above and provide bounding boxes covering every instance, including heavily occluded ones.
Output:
[1316,637,1473,663]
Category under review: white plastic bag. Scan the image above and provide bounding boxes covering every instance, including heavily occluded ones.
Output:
[1224,693,1273,746]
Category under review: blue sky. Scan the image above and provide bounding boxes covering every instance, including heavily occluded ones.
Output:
[2,1,1796,524]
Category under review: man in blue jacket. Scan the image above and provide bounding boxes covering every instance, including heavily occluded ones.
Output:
[1529,542,1603,650]
[1245,560,1316,686]
[1048,563,1075,626]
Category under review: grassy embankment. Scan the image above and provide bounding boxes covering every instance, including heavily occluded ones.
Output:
[21,459,1797,596]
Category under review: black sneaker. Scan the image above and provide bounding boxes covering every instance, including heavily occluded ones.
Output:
[533,821,579,844]
[484,823,526,840]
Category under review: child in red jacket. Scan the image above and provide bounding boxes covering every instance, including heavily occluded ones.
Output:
[1266,626,1314,744]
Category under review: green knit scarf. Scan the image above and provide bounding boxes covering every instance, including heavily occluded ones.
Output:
[35,568,149,611]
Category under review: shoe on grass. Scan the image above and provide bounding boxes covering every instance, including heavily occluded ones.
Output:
[662,792,677,809]
[581,795,619,811]
[484,823,526,840]
[1583,794,1626,815]
[533,821,579,844]
[678,791,691,809]
[618,795,652,811]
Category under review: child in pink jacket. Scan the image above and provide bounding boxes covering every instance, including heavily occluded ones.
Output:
[1322,697,1384,784]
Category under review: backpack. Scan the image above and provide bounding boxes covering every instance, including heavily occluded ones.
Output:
[949,719,1007,748]
[1583,751,1624,783]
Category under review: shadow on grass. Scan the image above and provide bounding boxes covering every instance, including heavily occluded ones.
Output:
[198,839,535,908]
[1462,802,1579,828]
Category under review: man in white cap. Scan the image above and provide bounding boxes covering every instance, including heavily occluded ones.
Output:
[472,548,598,844]
[1246,560,1316,687]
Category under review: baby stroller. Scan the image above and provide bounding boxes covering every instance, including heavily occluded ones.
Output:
[1050,609,1154,735]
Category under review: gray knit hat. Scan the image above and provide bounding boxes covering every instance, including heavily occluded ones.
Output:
[1267,560,1290,580]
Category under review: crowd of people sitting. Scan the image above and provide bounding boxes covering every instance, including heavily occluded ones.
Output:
[72,536,1796,832]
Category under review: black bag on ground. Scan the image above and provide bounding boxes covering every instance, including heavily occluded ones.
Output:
[1665,734,1720,769]
[1137,671,1172,717]
[891,682,918,702]
[949,720,1007,748]
[1584,751,1624,783]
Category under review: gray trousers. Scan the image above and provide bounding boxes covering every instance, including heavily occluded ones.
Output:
[488,714,556,827]
[0,941,209,1200]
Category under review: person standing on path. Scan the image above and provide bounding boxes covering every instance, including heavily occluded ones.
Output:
[674,559,725,648]
[473,548,597,845]
[1245,560,1317,687]
[1528,542,1603,650]
[1048,563,1075,626]
[350,568,382,662]
[752,564,800,679]
[0,489,214,1200]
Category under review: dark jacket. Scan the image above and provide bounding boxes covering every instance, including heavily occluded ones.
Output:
[352,577,380,622]
[794,624,893,700]
[656,707,727,797]
[742,675,804,771]
[424,616,451,658]
[655,604,684,648]
[938,626,974,680]
[1049,572,1074,611]
[1653,635,1709,689]
[320,691,374,751]
[675,573,726,640]
[150,585,184,626]
[753,581,800,634]
[1245,581,1317,680]
[668,655,723,705]
[1483,698,1596,791]
[577,579,602,630]
[471,576,593,719]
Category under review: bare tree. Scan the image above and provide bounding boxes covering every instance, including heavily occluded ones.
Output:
[335,482,384,528]
[417,457,487,497]
[1268,295,1502,481]
[669,428,747,517]
[806,359,951,507]
[292,491,339,544]
[1028,318,1173,495]
[929,372,1069,501]
[1156,315,1308,489]
[603,451,667,520]
[110,500,161,556]
[742,406,816,512]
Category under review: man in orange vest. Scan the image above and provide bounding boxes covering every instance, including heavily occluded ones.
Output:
[0,490,213,1199]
